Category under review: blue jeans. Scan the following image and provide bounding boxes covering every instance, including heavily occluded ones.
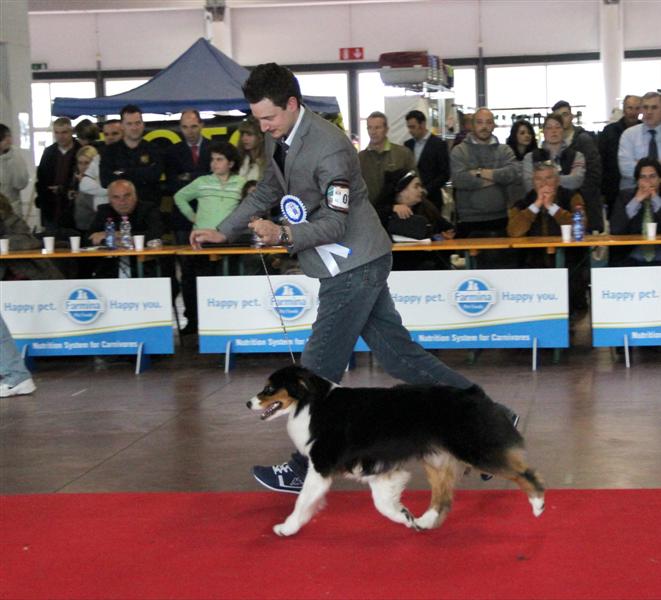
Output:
[0,315,31,386]
[301,253,473,389]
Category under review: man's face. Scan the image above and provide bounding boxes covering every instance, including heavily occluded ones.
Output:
[638,166,660,193]
[250,97,299,140]
[623,96,642,125]
[641,96,661,128]
[543,119,564,145]
[472,110,495,142]
[532,167,560,193]
[367,117,388,146]
[54,125,73,148]
[406,118,426,141]
[109,182,138,216]
[555,107,574,131]
[180,112,202,145]
[102,123,123,145]
[121,112,145,143]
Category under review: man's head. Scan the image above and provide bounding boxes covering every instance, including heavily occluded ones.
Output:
[641,91,661,129]
[0,124,11,153]
[120,104,145,144]
[108,179,138,216]
[366,111,388,148]
[102,119,122,145]
[532,162,560,193]
[622,95,642,126]
[74,119,99,146]
[179,110,203,145]
[472,108,495,142]
[543,114,565,145]
[634,157,661,190]
[551,101,573,131]
[243,63,302,140]
[53,117,74,149]
[405,110,428,141]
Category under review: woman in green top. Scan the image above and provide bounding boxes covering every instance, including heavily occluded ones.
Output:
[174,141,245,230]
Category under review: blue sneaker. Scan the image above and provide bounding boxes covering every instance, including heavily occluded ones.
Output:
[481,410,520,481]
[252,457,306,494]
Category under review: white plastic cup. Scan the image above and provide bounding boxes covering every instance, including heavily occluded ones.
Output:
[69,236,81,253]
[43,236,55,253]
[646,222,658,240]
[561,224,572,243]
[133,234,145,251]
[0,239,9,255]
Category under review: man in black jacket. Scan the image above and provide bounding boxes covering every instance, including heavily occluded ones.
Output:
[404,110,450,211]
[598,95,641,217]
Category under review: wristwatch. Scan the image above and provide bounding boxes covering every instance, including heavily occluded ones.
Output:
[279,225,292,247]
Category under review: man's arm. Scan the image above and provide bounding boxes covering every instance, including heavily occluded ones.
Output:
[450,145,483,190]
[487,146,520,185]
[617,128,637,183]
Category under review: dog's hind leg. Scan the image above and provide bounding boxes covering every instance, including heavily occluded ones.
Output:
[368,470,417,528]
[415,453,461,530]
[273,468,332,536]
[499,447,546,517]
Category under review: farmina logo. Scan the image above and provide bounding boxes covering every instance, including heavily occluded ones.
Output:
[452,278,497,317]
[64,287,105,324]
[268,283,312,322]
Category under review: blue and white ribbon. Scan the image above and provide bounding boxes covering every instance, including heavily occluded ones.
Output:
[280,195,351,277]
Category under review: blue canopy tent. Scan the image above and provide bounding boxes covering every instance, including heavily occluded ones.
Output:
[52,38,340,116]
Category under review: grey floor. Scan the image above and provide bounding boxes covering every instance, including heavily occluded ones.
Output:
[2,315,660,496]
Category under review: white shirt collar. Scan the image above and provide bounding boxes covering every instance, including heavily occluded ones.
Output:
[284,105,306,147]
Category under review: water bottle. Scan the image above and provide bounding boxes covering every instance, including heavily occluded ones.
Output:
[104,218,116,248]
[120,216,133,249]
[571,206,585,242]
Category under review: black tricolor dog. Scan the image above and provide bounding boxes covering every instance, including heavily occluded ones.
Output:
[248,365,545,536]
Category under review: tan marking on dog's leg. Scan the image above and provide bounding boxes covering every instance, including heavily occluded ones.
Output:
[499,447,546,518]
[415,456,459,530]
[273,468,332,536]
[369,470,413,527]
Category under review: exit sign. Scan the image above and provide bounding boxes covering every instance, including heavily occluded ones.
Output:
[339,47,364,61]
[32,62,48,71]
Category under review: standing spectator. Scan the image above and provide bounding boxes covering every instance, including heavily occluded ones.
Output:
[610,157,661,266]
[403,110,450,211]
[74,119,100,148]
[35,117,80,233]
[101,119,123,147]
[71,146,103,232]
[552,100,604,231]
[0,124,29,218]
[618,91,661,192]
[0,314,36,398]
[451,111,474,147]
[237,116,266,181]
[100,104,163,207]
[450,108,520,239]
[358,111,415,204]
[505,119,538,207]
[174,142,245,333]
[598,95,641,217]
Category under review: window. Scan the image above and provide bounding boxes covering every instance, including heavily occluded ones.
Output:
[622,59,661,98]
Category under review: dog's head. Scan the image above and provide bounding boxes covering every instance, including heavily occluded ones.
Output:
[247,365,329,421]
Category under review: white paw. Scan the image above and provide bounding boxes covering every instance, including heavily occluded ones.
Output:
[530,496,545,517]
[273,521,299,537]
[414,509,440,530]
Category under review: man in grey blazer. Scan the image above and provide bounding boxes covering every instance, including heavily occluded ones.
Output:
[191,63,511,493]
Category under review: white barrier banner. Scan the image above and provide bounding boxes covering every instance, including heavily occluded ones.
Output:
[591,267,661,347]
[0,279,173,355]
[197,269,568,353]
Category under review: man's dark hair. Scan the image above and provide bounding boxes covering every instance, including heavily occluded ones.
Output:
[209,141,240,174]
[242,63,302,110]
[551,100,571,112]
[74,119,100,142]
[405,110,426,124]
[120,104,143,120]
[0,123,10,141]
[634,156,661,181]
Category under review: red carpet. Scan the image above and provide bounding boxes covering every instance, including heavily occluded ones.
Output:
[1,489,659,600]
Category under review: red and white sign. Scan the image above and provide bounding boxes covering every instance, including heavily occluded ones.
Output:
[339,47,364,60]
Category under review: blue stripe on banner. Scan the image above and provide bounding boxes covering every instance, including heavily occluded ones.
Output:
[14,326,174,356]
[593,326,661,347]
[199,319,569,354]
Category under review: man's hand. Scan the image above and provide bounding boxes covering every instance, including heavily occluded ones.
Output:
[249,218,282,246]
[393,205,413,219]
[89,232,106,246]
[634,182,654,203]
[190,229,226,249]
[538,185,556,209]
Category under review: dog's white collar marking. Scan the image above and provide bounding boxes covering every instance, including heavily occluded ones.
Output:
[287,404,312,456]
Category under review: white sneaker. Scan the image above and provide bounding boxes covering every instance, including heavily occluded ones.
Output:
[0,378,36,398]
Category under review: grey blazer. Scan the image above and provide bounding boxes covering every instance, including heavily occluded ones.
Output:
[218,108,391,278]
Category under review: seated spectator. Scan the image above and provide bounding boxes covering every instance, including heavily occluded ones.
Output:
[610,157,661,266]
[0,123,30,218]
[522,115,586,198]
[173,142,245,333]
[86,180,163,278]
[506,119,538,207]
[237,117,266,181]
[376,169,455,270]
[508,162,588,316]
[0,192,62,280]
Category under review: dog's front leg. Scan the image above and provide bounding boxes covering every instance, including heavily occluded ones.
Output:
[273,468,332,537]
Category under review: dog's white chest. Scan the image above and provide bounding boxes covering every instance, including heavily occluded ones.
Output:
[287,406,312,455]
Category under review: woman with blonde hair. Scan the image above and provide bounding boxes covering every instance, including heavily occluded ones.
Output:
[237,117,266,181]
[73,145,107,231]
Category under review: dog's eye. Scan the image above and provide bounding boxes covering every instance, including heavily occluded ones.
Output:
[263,385,275,395]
